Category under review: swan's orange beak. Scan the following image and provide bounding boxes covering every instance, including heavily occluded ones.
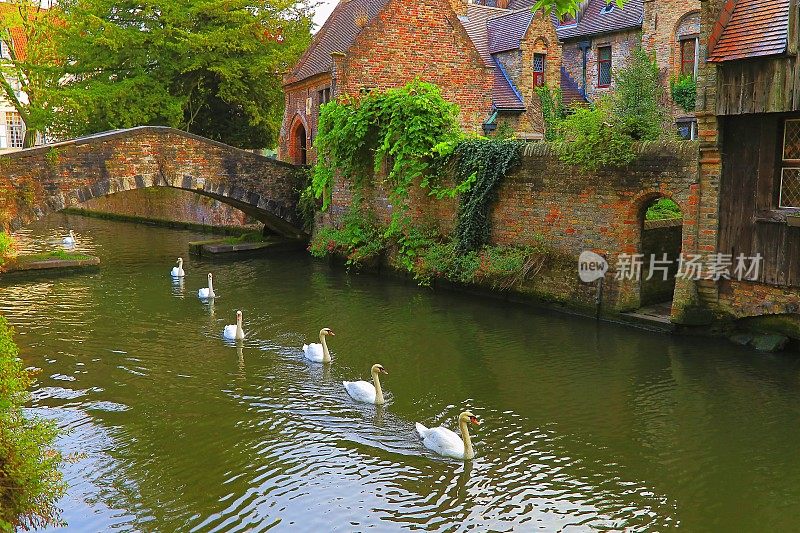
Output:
[469,416,481,425]
[329,330,335,336]
[380,367,388,375]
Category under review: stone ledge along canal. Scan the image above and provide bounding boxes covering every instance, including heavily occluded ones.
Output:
[3,213,800,532]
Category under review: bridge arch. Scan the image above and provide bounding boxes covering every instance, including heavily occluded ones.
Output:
[0,127,307,239]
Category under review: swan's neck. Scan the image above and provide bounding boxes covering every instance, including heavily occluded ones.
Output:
[459,419,475,460]
[320,333,331,363]
[372,371,385,404]
[208,277,214,296]
[236,316,244,338]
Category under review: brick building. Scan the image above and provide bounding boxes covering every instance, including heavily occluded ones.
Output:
[279,0,702,164]
[688,0,800,330]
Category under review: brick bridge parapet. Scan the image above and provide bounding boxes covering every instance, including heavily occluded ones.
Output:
[0,126,306,239]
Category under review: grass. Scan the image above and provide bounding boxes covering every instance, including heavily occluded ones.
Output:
[221,232,265,245]
[11,250,94,264]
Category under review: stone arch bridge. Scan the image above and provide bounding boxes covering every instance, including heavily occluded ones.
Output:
[0,126,307,239]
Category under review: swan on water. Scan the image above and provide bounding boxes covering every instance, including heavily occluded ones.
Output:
[343,364,388,404]
[415,411,481,460]
[171,257,185,277]
[223,310,245,340]
[198,273,215,299]
[62,230,76,245]
[302,328,335,363]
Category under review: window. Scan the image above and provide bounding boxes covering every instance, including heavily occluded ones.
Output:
[317,87,331,111]
[0,41,9,59]
[599,2,614,14]
[6,112,23,149]
[533,54,545,87]
[597,46,612,88]
[680,37,699,79]
[779,119,800,208]
[676,118,697,141]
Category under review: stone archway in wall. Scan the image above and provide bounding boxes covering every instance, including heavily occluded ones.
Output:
[629,192,685,314]
[11,175,307,240]
[288,115,308,166]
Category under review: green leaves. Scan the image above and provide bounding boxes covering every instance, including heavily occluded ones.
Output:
[449,138,523,253]
[51,0,313,147]
[670,74,697,113]
[311,79,461,226]
[0,316,65,530]
[533,0,626,16]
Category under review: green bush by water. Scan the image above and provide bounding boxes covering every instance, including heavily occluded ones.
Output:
[0,316,65,531]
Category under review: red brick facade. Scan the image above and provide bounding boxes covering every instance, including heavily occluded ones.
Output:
[333,0,493,134]
[323,141,699,313]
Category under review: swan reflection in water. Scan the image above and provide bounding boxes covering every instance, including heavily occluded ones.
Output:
[171,276,185,298]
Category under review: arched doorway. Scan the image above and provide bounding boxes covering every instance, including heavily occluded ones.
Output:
[290,118,307,166]
[640,195,684,310]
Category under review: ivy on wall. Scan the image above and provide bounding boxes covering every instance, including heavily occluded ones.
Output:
[310,79,461,230]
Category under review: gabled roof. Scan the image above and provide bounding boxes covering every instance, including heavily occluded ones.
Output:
[707,0,791,62]
[284,0,390,85]
[487,8,534,54]
[459,4,508,65]
[554,0,642,41]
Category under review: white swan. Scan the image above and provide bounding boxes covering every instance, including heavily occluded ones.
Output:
[171,257,185,277]
[343,363,388,404]
[223,310,245,340]
[62,230,76,245]
[302,328,335,363]
[415,411,481,460]
[198,273,215,299]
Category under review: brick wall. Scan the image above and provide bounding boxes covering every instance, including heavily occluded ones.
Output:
[642,0,701,122]
[0,127,304,237]
[323,141,699,312]
[80,187,257,228]
[279,73,331,165]
[494,10,562,138]
[334,0,493,135]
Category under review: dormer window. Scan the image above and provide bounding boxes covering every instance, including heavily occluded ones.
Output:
[599,2,615,14]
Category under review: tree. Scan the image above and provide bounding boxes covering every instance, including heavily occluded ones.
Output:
[52,0,312,149]
[534,0,627,16]
[0,0,65,148]
[611,46,666,141]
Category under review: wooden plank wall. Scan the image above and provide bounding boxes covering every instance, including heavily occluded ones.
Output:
[718,115,800,286]
[717,56,800,115]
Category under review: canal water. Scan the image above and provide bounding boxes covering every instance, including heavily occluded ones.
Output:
[4,213,800,532]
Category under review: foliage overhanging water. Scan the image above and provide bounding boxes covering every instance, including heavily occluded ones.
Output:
[3,213,800,532]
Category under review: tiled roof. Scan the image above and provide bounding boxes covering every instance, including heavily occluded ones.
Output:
[707,0,790,62]
[487,9,533,54]
[459,4,508,66]
[554,0,642,40]
[285,0,390,84]
[492,61,525,111]
[560,67,588,106]
[0,3,31,60]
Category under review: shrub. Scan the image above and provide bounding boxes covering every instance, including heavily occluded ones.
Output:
[645,198,682,220]
[308,208,386,267]
[555,99,637,170]
[0,316,65,531]
[611,46,666,141]
[536,86,566,141]
[670,74,697,113]
[0,233,15,265]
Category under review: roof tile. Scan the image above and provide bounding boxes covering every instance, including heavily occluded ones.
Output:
[552,0,643,40]
[708,0,790,62]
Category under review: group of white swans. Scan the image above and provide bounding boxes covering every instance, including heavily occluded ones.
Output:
[171,257,482,460]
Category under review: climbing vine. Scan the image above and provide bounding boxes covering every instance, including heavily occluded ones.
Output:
[670,74,697,113]
[448,138,524,253]
[310,79,461,231]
